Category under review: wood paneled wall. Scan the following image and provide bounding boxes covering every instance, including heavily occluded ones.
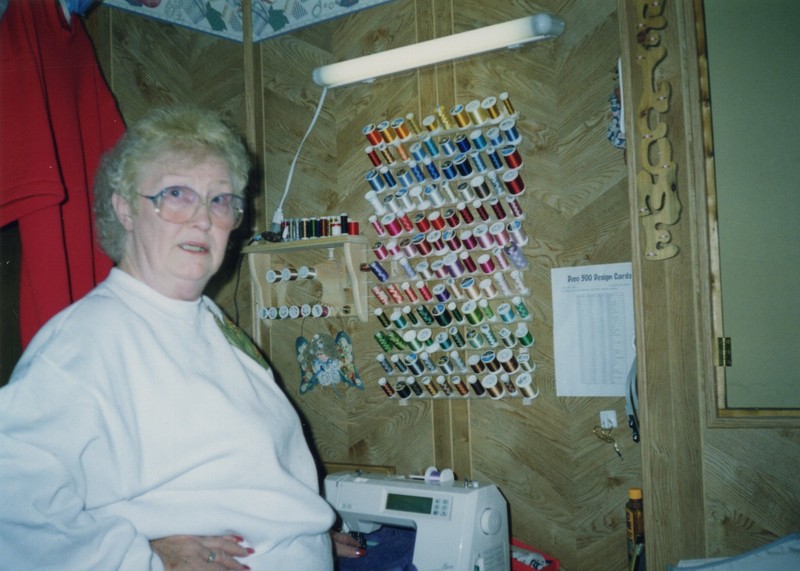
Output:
[251,2,638,569]
[84,0,800,569]
[616,0,800,569]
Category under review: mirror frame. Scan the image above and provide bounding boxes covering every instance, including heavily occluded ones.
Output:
[694,0,800,427]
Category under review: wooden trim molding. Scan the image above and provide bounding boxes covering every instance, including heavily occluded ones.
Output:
[633,0,681,260]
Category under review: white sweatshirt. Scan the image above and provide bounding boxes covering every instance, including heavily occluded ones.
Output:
[0,268,335,570]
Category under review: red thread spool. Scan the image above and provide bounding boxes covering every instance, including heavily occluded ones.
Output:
[502,169,526,195]
[385,283,404,304]
[444,230,462,252]
[444,208,461,228]
[414,212,431,232]
[460,230,477,250]
[396,211,414,232]
[473,199,490,222]
[426,230,446,253]
[386,240,400,257]
[501,145,523,169]
[417,280,434,301]
[363,123,382,146]
[371,285,390,305]
[506,195,524,217]
[457,202,475,224]
[413,233,432,256]
[365,145,382,167]
[381,213,402,236]
[369,215,386,236]
[428,211,446,231]
[373,241,389,260]
[460,251,478,273]
[401,282,418,303]
[489,198,507,220]
[478,254,496,274]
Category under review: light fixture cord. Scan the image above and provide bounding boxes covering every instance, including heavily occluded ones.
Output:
[273,85,329,226]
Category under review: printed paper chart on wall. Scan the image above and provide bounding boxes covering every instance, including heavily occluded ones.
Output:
[551,262,635,397]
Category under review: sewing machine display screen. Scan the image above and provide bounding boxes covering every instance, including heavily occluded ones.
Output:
[385,493,450,517]
[386,493,432,514]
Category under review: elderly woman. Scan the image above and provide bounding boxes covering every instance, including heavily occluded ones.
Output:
[0,106,362,569]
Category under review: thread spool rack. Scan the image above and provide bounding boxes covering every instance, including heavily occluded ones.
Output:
[361,93,539,403]
[244,235,369,343]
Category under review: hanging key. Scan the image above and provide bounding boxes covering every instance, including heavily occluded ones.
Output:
[593,425,623,460]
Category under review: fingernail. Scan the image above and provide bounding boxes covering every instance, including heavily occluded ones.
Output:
[243,566,251,570]
[246,547,255,555]
[234,535,245,543]
[355,548,367,557]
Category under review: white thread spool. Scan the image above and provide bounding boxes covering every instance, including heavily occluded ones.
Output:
[365,190,387,215]
[424,466,455,485]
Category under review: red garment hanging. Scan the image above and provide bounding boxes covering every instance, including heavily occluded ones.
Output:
[0,0,125,347]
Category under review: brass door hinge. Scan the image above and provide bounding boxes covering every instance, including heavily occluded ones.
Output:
[716,337,732,367]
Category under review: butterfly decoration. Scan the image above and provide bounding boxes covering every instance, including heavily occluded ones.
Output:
[296,331,363,394]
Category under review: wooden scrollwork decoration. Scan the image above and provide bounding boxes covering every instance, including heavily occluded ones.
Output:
[634,0,680,260]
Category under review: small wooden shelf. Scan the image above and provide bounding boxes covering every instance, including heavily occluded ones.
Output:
[243,236,369,335]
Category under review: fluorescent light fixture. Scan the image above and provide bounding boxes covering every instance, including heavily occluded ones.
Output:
[312,13,565,88]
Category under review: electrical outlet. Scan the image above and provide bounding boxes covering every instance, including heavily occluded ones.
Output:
[600,410,618,429]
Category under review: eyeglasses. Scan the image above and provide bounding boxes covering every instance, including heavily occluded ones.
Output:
[138,186,245,230]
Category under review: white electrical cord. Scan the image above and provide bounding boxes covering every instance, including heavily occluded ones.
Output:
[269,85,329,235]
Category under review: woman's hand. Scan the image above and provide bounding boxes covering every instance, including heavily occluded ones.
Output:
[331,530,366,558]
[150,534,253,570]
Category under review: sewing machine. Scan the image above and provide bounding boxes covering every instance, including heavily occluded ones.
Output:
[324,470,510,571]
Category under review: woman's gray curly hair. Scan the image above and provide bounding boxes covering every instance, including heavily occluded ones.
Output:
[93,105,251,262]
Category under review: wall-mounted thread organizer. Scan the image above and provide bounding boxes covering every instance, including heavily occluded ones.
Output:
[360,92,539,404]
[278,214,360,242]
[244,236,369,341]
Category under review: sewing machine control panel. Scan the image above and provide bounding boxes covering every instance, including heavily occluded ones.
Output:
[384,492,452,517]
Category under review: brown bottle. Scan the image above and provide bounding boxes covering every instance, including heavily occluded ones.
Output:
[625,487,645,570]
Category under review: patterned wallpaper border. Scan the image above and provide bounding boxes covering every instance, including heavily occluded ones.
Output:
[103,0,395,42]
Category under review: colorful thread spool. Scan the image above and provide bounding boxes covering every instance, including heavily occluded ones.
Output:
[504,242,529,269]
[481,96,500,119]
[502,169,526,195]
[500,92,515,115]
[394,380,412,400]
[379,377,396,398]
[497,303,517,323]
[462,300,484,325]
[481,373,505,399]
[499,118,521,143]
[515,372,538,399]
[436,375,454,396]
[457,201,475,224]
[507,219,528,246]
[479,298,496,321]
[466,99,487,125]
[500,372,518,395]
[501,144,523,169]
[449,326,466,347]
[512,296,530,319]
[515,323,535,347]
[468,375,486,396]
